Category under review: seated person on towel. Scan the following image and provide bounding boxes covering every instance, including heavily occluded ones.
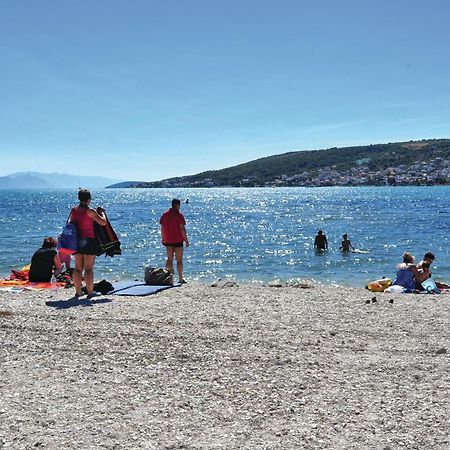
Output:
[416,252,450,290]
[392,252,421,291]
[414,262,432,291]
[29,237,62,282]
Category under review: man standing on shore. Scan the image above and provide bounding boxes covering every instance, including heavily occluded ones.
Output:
[160,199,189,283]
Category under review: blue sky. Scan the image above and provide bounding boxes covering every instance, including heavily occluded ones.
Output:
[1,0,449,181]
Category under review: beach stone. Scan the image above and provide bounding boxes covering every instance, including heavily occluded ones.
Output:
[436,347,447,355]
[210,279,238,288]
[292,282,314,289]
[222,280,238,288]
[268,281,283,287]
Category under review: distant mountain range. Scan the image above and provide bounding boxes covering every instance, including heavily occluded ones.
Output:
[0,172,122,189]
[107,138,450,188]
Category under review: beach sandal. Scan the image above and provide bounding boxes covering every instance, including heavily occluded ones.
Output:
[86,292,101,300]
[179,279,187,284]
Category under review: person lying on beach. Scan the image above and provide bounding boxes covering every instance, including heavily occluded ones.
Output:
[392,252,421,291]
[314,230,328,250]
[29,237,62,282]
[340,234,355,252]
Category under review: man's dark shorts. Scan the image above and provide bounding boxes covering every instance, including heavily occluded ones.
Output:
[164,242,184,248]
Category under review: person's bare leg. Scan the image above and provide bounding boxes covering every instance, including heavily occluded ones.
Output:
[174,247,184,282]
[83,255,96,295]
[165,247,175,274]
[73,254,84,296]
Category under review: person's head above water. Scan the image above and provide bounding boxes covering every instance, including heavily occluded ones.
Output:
[423,252,435,262]
[402,252,415,264]
[78,189,91,204]
[318,230,323,235]
[171,198,181,210]
[343,234,348,239]
[42,237,57,249]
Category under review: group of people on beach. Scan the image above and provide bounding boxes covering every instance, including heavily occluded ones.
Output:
[392,251,448,292]
[28,189,447,296]
[29,191,190,296]
[29,189,107,298]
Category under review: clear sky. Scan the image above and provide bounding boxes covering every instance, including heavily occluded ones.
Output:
[1,0,449,181]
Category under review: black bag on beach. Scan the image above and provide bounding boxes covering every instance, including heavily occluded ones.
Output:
[81,279,114,295]
[144,267,173,286]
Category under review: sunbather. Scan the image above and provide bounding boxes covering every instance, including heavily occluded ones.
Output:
[29,237,62,282]
[417,252,450,290]
[392,252,421,291]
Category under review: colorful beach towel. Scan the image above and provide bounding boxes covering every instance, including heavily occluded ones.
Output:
[0,265,70,290]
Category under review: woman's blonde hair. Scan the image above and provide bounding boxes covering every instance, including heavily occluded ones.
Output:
[402,252,415,264]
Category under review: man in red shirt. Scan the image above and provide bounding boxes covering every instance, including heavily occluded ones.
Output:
[160,199,190,283]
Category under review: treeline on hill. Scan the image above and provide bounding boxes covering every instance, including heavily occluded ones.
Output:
[138,139,450,187]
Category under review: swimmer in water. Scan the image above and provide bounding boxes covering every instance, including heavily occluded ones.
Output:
[340,234,355,252]
[314,230,328,251]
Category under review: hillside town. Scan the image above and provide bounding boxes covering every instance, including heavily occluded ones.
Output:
[149,157,450,188]
[263,156,450,187]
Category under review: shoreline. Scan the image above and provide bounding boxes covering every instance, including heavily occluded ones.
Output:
[110,183,450,188]
[3,268,450,291]
[1,283,449,449]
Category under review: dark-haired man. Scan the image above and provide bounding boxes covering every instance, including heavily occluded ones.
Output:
[160,199,189,283]
[416,252,435,283]
[416,252,435,272]
[314,230,328,251]
[416,252,450,289]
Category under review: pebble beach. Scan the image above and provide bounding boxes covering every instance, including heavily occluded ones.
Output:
[0,283,449,449]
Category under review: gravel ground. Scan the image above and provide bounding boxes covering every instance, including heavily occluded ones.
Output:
[0,284,449,449]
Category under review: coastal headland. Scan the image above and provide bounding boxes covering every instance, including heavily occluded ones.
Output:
[1,284,448,449]
[108,139,450,188]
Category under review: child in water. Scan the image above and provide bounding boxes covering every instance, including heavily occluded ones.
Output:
[340,234,355,252]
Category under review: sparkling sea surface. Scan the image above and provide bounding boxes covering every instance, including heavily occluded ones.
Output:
[0,187,448,287]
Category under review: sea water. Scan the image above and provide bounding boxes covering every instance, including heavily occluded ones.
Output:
[0,187,448,286]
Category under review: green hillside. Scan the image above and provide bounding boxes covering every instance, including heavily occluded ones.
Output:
[134,138,450,187]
